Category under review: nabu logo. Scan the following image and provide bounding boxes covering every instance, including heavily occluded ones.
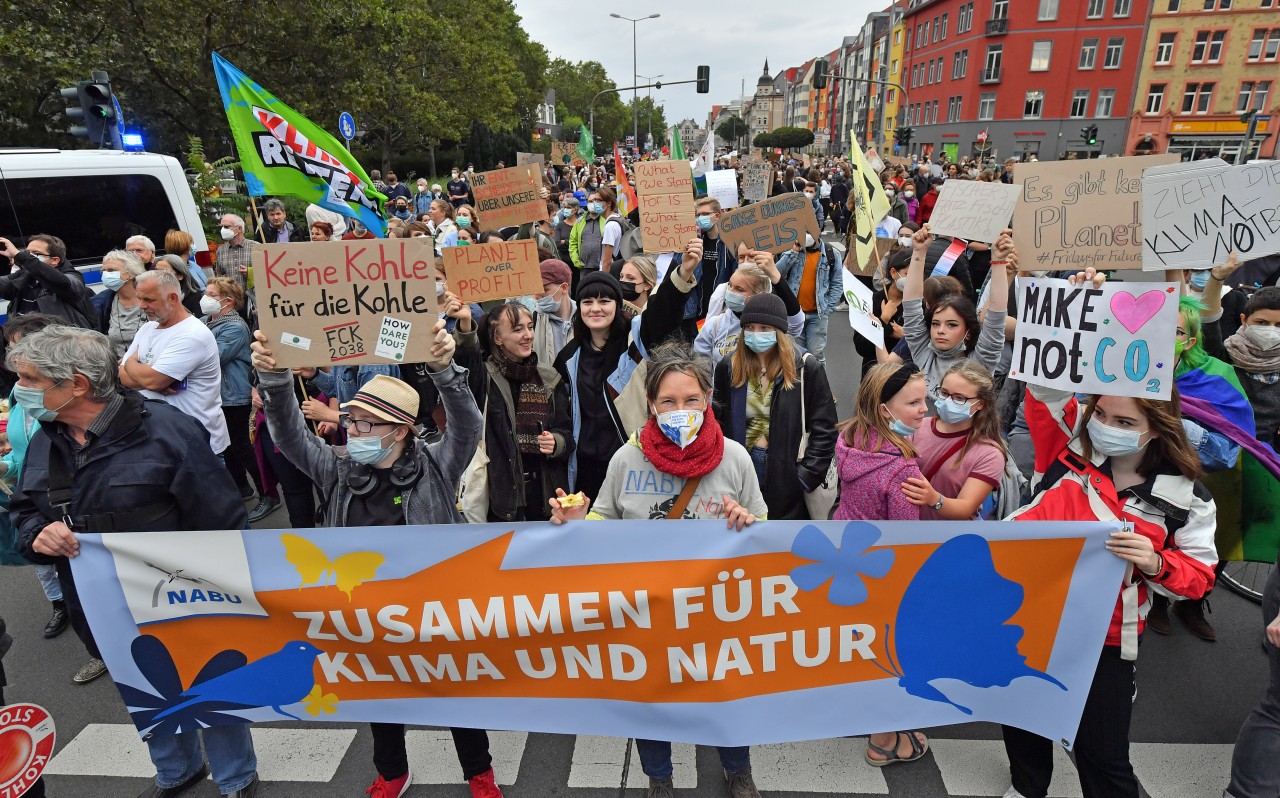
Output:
[146,562,246,608]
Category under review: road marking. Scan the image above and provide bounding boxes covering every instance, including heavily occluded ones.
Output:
[931,738,1081,797]
[567,735,697,788]
[405,730,528,785]
[751,738,890,794]
[1131,742,1234,797]
[45,724,356,782]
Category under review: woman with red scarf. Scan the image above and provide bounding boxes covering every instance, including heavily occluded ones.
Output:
[549,340,767,798]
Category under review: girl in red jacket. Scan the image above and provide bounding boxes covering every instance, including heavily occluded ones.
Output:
[1001,267,1217,798]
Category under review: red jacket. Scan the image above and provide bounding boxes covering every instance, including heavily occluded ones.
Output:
[1009,386,1217,660]
[919,189,940,224]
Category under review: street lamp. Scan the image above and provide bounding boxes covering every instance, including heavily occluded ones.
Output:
[638,73,663,150]
[610,12,660,154]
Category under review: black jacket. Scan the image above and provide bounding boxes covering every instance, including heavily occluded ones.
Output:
[712,350,838,520]
[260,221,308,243]
[0,251,95,327]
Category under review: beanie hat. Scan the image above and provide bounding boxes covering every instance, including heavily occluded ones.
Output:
[578,269,623,302]
[539,258,572,287]
[741,293,788,331]
[341,374,418,425]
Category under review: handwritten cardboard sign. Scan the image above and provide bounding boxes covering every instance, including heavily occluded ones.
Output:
[253,240,437,368]
[846,238,897,278]
[550,142,577,168]
[887,155,913,169]
[444,239,541,304]
[469,164,544,230]
[1142,158,1280,270]
[717,192,820,256]
[1012,154,1179,272]
[634,160,698,253]
[926,181,1020,244]
[515,152,546,173]
[741,160,773,203]
[841,267,885,349]
[1010,277,1178,400]
[705,168,740,209]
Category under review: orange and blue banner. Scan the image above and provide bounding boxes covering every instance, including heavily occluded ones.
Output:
[70,520,1124,746]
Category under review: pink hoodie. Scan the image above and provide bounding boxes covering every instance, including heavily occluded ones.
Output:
[833,430,922,521]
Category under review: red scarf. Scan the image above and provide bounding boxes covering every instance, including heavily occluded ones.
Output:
[639,407,725,479]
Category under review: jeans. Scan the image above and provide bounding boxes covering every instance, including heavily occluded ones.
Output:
[750,446,768,486]
[371,723,493,781]
[34,563,61,602]
[147,724,257,794]
[635,739,750,781]
[1225,567,1280,797]
[802,313,830,364]
[1002,646,1138,798]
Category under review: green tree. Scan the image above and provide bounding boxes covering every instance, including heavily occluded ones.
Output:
[753,131,775,149]
[716,115,748,148]
[545,58,628,144]
[629,96,667,151]
[769,126,815,150]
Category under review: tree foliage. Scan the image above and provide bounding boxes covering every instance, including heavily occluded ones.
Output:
[545,58,628,145]
[754,126,815,150]
[716,115,748,145]
[629,96,667,150]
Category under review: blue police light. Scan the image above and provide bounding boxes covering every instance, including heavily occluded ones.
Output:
[121,132,144,151]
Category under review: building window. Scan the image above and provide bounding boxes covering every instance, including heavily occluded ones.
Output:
[1192,31,1227,64]
[1030,41,1053,71]
[979,93,996,120]
[952,49,969,79]
[1182,82,1215,114]
[1168,0,1180,8]
[1038,0,1058,20]
[888,88,896,103]
[1156,33,1176,64]
[992,0,1009,19]
[1080,39,1099,69]
[1087,0,1105,17]
[1071,90,1091,117]
[1146,84,1166,114]
[958,2,974,32]
[1203,0,1231,8]
[1024,90,1045,119]
[933,100,941,124]
[1115,0,1132,16]
[1104,38,1124,69]
[1249,29,1280,62]
[941,13,949,39]
[1096,89,1116,117]
[1238,81,1272,113]
[985,44,1004,73]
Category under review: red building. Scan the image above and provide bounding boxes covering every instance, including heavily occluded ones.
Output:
[900,0,1151,162]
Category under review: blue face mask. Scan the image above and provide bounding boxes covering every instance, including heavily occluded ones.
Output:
[515,295,537,313]
[724,291,747,314]
[588,202,605,216]
[696,214,714,231]
[14,382,72,423]
[1086,416,1149,458]
[935,396,974,425]
[346,429,397,465]
[743,331,777,353]
[456,216,472,228]
[101,271,126,291]
[1189,270,1210,291]
[535,289,561,314]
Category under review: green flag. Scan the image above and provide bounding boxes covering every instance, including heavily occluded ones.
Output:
[212,52,387,235]
[669,126,687,161]
[577,124,595,164]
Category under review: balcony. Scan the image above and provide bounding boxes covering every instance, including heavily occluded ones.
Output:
[985,18,1009,35]
[979,68,1004,84]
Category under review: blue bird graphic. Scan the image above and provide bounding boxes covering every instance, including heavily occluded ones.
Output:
[152,640,324,722]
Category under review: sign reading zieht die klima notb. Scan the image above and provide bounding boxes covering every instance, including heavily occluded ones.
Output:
[253,240,438,369]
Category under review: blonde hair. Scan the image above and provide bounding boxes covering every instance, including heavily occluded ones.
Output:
[731,262,772,296]
[623,254,658,287]
[843,363,922,458]
[730,326,798,390]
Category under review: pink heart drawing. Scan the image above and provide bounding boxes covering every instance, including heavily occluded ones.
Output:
[1110,290,1166,335]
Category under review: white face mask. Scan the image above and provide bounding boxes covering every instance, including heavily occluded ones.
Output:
[220,226,236,241]
[1244,324,1280,352]
[199,295,224,316]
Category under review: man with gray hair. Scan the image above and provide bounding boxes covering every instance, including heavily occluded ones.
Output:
[214,213,255,290]
[260,198,305,244]
[120,270,229,457]
[125,234,157,269]
[9,325,258,797]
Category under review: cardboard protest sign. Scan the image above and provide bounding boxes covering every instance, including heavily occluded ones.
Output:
[718,192,820,256]
[550,141,577,168]
[469,164,544,230]
[845,238,897,278]
[887,155,912,169]
[926,181,1020,244]
[841,267,885,349]
[742,160,773,203]
[634,160,698,253]
[253,240,437,368]
[705,168,740,209]
[1012,154,1179,272]
[515,152,546,172]
[444,238,541,304]
[1142,158,1280,270]
[1010,277,1178,400]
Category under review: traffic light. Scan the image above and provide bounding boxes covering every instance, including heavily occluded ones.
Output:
[896,127,913,146]
[696,65,710,94]
[59,72,119,148]
[813,60,829,90]
[1081,124,1098,146]
[1241,109,1257,124]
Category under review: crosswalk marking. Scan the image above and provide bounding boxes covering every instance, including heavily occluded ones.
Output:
[750,738,889,794]
[405,730,528,785]
[1130,742,1234,797]
[567,735,697,788]
[930,739,1080,797]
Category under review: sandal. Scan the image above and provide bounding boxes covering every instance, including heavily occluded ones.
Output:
[864,730,929,767]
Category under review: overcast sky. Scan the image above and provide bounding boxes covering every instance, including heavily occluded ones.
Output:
[512,0,892,132]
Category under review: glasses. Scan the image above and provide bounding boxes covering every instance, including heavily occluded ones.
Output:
[338,415,398,435]
[935,387,977,405]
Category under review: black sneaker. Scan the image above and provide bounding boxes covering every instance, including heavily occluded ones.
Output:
[136,764,209,798]
[44,600,69,638]
[239,483,256,501]
[247,497,280,523]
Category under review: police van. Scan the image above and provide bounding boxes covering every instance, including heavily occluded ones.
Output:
[0,148,211,316]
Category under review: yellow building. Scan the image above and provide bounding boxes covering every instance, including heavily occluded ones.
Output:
[1129,0,1277,159]
[884,5,906,147]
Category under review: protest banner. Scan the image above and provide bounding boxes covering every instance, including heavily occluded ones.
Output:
[72,518,1124,747]
[717,192,820,256]
[468,164,544,230]
[926,181,1021,244]
[550,142,577,168]
[705,168,740,209]
[634,160,698,253]
[841,267,885,349]
[1012,154,1179,272]
[1010,277,1178,400]
[444,239,541,304]
[1141,158,1280,270]
[887,155,912,169]
[252,240,437,369]
[515,152,546,172]
[741,160,773,203]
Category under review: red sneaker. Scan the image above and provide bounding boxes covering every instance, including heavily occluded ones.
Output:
[468,768,504,798]
[366,770,412,798]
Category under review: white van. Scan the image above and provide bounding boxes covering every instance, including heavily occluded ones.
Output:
[0,148,211,311]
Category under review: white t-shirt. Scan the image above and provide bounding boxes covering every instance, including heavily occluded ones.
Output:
[123,315,230,453]
[600,214,623,268]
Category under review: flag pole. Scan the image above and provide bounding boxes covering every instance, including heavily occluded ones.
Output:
[248,196,267,243]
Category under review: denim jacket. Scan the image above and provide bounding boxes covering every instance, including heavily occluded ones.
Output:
[777,246,845,318]
[208,313,253,406]
[310,364,400,405]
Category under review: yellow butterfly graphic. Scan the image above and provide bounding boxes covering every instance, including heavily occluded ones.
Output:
[280,533,385,600]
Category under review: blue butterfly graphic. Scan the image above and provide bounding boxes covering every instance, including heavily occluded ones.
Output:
[877,534,1067,714]
[789,522,895,607]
